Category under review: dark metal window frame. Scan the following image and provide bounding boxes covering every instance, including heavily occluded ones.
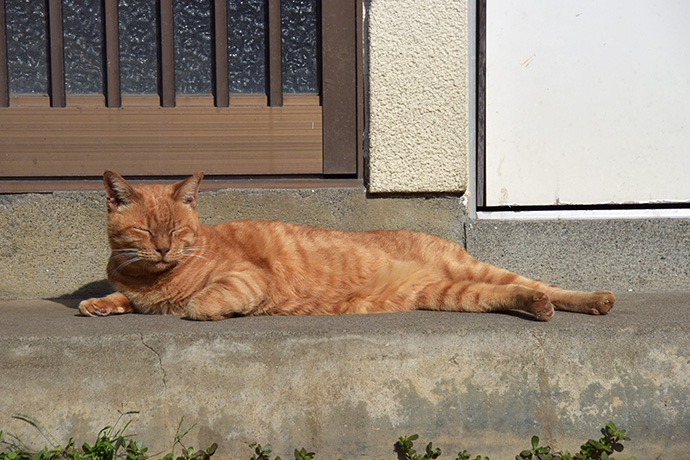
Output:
[475,0,486,208]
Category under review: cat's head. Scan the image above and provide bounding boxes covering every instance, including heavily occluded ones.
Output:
[103,171,204,273]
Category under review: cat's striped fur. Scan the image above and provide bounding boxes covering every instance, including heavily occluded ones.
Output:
[79,171,614,321]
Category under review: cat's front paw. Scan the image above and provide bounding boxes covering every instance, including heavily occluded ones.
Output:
[78,293,133,317]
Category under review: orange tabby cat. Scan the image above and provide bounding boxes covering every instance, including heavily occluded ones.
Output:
[78,171,614,321]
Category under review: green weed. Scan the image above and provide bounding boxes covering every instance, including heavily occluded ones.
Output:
[1,417,635,460]
[0,413,215,460]
[398,421,636,460]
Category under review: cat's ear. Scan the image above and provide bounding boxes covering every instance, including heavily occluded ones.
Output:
[103,170,139,212]
[173,171,204,208]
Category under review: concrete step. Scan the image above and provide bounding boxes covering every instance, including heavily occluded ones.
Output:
[1,292,689,460]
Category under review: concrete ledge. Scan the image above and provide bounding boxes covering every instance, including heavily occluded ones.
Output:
[1,293,689,460]
[466,218,690,292]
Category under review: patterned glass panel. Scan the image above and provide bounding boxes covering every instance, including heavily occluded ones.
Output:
[227,0,265,94]
[63,0,104,94]
[5,0,48,94]
[118,0,158,94]
[174,0,212,94]
[281,0,318,93]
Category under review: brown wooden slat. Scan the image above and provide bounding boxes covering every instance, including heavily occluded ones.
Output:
[0,178,363,193]
[321,0,358,175]
[104,0,121,107]
[47,0,66,107]
[229,94,268,106]
[0,0,8,108]
[213,0,229,107]
[9,95,51,107]
[4,89,318,111]
[267,0,282,107]
[121,94,162,107]
[0,106,323,176]
[160,0,175,107]
[66,94,106,107]
[283,94,320,106]
[177,94,215,107]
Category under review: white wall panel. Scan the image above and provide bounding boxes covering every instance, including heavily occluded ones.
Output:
[486,0,690,206]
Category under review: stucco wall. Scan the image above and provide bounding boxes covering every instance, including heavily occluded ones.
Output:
[366,0,469,193]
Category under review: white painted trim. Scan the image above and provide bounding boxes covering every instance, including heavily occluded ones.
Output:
[467,0,478,220]
[477,208,690,221]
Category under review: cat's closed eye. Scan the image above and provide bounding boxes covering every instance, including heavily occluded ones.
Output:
[133,227,153,236]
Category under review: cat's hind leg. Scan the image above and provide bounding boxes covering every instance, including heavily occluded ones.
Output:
[480,267,615,315]
[458,259,614,316]
[338,261,555,320]
[415,280,555,321]
[79,292,134,317]
[486,273,615,316]
[541,288,614,315]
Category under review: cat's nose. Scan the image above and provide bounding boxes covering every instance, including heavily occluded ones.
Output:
[156,247,170,258]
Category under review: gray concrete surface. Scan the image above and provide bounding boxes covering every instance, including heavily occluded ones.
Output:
[466,218,690,292]
[1,293,689,460]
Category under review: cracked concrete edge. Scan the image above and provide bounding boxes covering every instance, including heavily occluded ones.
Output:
[139,332,169,394]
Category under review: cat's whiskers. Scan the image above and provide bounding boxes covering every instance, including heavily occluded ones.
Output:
[110,253,142,275]
[186,245,210,252]
[182,246,211,262]
[183,253,210,262]
[111,252,138,259]
[111,248,139,256]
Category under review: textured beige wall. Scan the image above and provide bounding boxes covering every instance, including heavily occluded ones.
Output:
[367,0,469,193]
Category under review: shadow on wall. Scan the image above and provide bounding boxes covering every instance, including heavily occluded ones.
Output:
[49,279,114,309]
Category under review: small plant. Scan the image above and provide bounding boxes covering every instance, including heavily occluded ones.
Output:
[293,448,315,460]
[456,450,488,460]
[398,435,480,460]
[80,411,140,460]
[397,422,635,460]
[396,435,441,460]
[249,444,316,460]
[1,415,83,460]
[251,444,277,460]
[0,413,216,460]
[555,422,636,460]
[515,436,553,460]
[161,418,217,460]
